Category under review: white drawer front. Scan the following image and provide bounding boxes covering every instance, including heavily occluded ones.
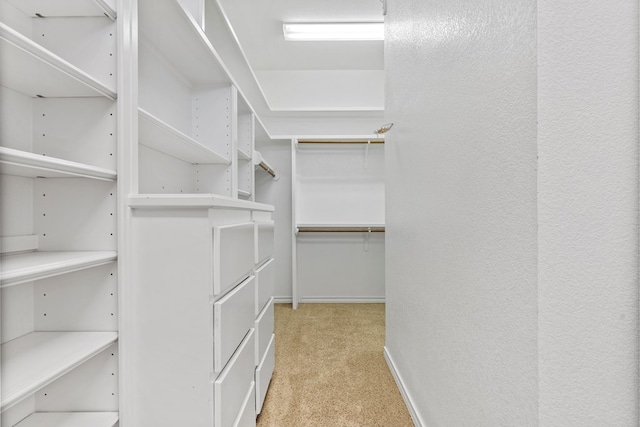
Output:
[214,276,256,373]
[255,221,274,265]
[233,381,256,427]
[213,222,255,296]
[254,258,275,315]
[255,297,274,365]
[255,333,275,415]
[215,329,255,427]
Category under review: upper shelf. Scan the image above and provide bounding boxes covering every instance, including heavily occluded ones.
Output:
[5,0,117,19]
[15,412,119,427]
[138,109,229,165]
[138,0,228,86]
[128,194,274,212]
[0,23,116,99]
[1,331,118,411]
[0,250,117,288]
[0,147,117,181]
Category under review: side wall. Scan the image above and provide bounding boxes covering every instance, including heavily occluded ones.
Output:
[537,1,639,424]
[384,0,539,425]
[255,139,294,301]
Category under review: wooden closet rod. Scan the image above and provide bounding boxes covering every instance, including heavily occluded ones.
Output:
[258,161,276,178]
[297,227,385,233]
[297,139,384,144]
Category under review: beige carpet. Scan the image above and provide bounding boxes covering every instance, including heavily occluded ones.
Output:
[257,303,414,427]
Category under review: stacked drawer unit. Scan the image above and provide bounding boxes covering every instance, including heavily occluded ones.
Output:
[128,197,275,427]
[253,217,276,415]
[212,221,257,427]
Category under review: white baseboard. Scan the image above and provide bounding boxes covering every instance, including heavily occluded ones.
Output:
[273,297,293,304]
[300,297,385,303]
[384,346,424,427]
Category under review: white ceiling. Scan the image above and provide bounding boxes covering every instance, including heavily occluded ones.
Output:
[216,0,385,114]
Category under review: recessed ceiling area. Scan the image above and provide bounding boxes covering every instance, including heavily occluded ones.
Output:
[216,0,385,113]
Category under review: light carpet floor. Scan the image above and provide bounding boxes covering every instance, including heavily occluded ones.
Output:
[257,303,414,427]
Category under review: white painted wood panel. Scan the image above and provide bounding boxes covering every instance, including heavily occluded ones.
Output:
[34,178,117,251]
[233,382,256,427]
[255,334,274,415]
[214,276,255,373]
[32,97,117,171]
[138,109,229,165]
[14,412,118,427]
[254,258,274,315]
[4,0,116,18]
[34,263,118,332]
[255,220,274,265]
[1,283,34,344]
[32,16,117,91]
[0,235,38,254]
[0,23,115,99]
[254,298,274,366]
[0,251,117,288]
[213,222,255,296]
[215,329,255,427]
[35,343,118,412]
[1,331,117,411]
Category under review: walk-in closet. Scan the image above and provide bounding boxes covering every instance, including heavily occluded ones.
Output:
[2,0,639,426]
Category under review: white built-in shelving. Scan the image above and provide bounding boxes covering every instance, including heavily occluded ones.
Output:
[138,109,229,164]
[0,23,115,99]
[1,332,118,411]
[0,251,117,288]
[138,0,227,87]
[0,0,120,425]
[0,147,117,181]
[5,0,116,19]
[14,412,118,427]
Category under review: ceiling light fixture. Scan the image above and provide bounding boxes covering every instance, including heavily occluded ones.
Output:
[282,22,384,41]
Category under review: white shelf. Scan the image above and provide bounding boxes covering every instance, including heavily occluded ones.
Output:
[138,0,228,86]
[0,23,117,99]
[138,109,229,164]
[237,189,251,198]
[0,251,117,287]
[1,332,118,411]
[15,412,119,427]
[5,0,116,19]
[237,148,251,161]
[296,223,386,228]
[0,147,117,181]
[128,194,274,211]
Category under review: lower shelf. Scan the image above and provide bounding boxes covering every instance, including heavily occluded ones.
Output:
[1,331,118,411]
[15,412,118,427]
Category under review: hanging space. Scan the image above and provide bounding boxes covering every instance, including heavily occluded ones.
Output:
[292,139,385,307]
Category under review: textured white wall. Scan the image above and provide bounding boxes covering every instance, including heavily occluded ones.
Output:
[384,0,538,425]
[537,1,639,424]
[386,0,639,425]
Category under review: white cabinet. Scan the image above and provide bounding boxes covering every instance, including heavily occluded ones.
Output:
[0,1,119,425]
[128,197,273,426]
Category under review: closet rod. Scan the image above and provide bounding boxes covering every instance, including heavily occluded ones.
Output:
[297,139,384,144]
[258,161,276,178]
[297,227,385,233]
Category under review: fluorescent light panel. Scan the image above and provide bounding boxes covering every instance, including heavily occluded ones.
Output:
[283,22,384,41]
